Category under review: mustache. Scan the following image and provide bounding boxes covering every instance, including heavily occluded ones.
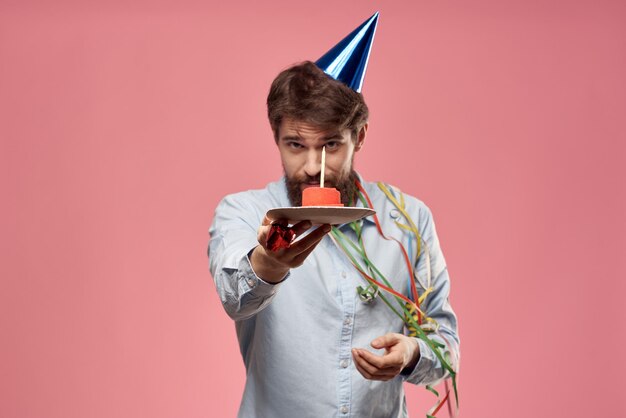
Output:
[297,174,335,184]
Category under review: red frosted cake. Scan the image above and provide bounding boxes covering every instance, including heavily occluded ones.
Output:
[302,187,344,207]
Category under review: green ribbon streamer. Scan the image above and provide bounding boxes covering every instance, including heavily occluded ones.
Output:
[329,187,460,416]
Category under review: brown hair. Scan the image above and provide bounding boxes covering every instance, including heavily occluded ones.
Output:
[267,61,369,141]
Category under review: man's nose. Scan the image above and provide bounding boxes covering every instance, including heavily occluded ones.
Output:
[303,149,321,178]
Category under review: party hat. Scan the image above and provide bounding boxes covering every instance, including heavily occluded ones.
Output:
[315,11,379,93]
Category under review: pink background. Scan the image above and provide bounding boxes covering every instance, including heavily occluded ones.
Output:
[2,1,625,417]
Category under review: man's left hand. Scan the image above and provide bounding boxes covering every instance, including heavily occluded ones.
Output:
[352,333,420,381]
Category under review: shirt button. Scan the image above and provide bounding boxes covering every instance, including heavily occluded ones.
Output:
[340,359,349,368]
[344,317,352,326]
[340,405,349,414]
[247,279,255,287]
[341,271,347,279]
[390,209,401,219]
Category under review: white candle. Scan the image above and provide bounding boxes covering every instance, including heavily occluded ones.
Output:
[320,146,326,188]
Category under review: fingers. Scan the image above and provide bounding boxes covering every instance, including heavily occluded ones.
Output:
[259,219,316,247]
[357,348,403,370]
[256,221,331,270]
[352,333,409,381]
[257,217,281,244]
[290,220,313,236]
[370,333,401,349]
[251,218,330,282]
[352,333,421,381]
[290,224,331,254]
[352,349,400,381]
[353,351,375,380]
[290,232,327,265]
[287,224,331,266]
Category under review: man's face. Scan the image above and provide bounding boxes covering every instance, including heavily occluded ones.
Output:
[276,118,366,206]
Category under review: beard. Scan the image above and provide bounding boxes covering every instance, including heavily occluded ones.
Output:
[285,169,359,207]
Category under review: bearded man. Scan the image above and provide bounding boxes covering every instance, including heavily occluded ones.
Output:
[208,13,459,418]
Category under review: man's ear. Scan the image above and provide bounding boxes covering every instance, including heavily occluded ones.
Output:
[355,123,368,151]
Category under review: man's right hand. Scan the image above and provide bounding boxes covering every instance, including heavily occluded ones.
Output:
[250,216,331,283]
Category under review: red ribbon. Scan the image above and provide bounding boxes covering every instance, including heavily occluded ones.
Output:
[355,180,422,323]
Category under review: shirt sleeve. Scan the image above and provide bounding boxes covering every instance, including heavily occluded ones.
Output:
[401,204,460,386]
[208,193,289,321]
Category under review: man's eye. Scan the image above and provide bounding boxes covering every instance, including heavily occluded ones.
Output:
[326,141,340,150]
[288,142,303,149]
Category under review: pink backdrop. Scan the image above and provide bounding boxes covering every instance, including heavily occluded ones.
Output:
[2,1,625,417]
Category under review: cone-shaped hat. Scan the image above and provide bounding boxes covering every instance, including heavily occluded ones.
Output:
[315,11,379,93]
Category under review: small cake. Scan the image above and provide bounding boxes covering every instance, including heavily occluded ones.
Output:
[302,187,344,207]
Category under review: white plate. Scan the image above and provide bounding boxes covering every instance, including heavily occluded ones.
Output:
[266,206,376,225]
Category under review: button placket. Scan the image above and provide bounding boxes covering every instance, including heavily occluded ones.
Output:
[327,238,357,418]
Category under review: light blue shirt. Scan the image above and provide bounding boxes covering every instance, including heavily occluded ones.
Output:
[208,176,459,418]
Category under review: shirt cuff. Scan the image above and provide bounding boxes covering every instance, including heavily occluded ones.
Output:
[401,338,439,384]
[237,249,290,295]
